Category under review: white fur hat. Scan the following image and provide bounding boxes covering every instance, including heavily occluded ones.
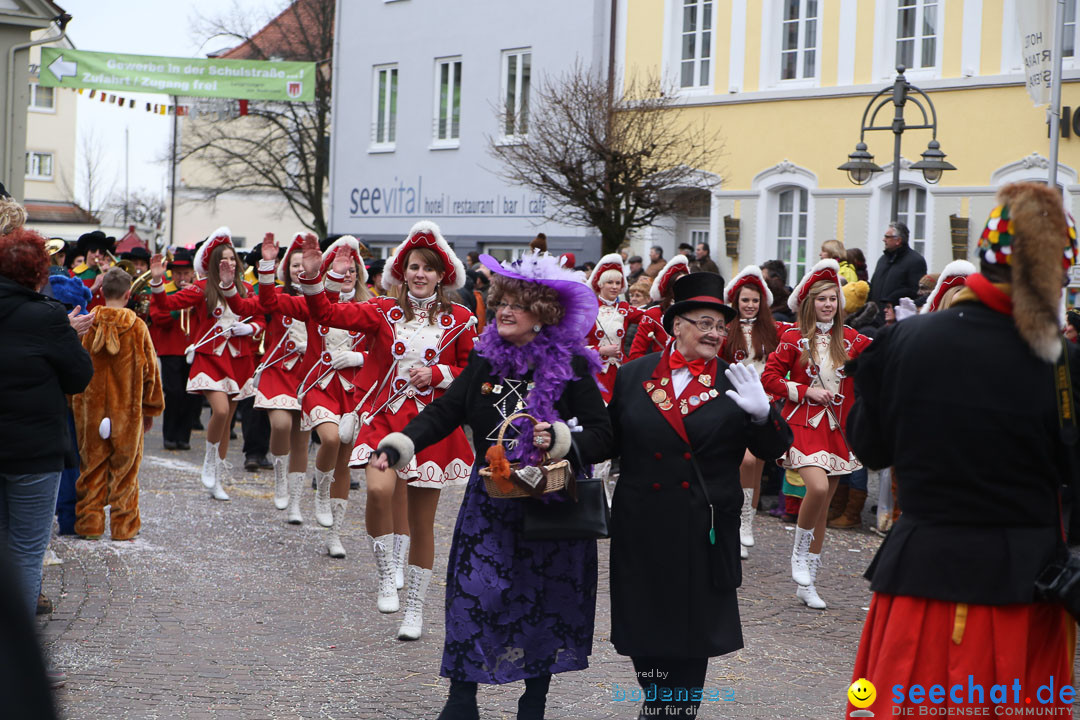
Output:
[382,220,465,291]
[788,258,844,314]
[724,265,774,308]
[649,255,690,302]
[588,253,627,293]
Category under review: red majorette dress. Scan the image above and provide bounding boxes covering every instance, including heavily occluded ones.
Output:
[588,297,644,403]
[222,279,312,413]
[150,278,262,398]
[628,305,667,360]
[761,324,871,474]
[302,278,476,488]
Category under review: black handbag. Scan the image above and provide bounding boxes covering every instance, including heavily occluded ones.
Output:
[521,438,610,541]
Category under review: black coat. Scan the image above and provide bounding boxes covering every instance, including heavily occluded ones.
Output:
[606,352,792,658]
[868,243,927,307]
[847,300,1078,604]
[0,274,93,474]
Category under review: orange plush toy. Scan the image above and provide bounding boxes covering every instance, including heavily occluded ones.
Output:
[72,268,164,540]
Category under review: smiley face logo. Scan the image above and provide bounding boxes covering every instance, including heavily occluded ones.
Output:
[848,678,876,709]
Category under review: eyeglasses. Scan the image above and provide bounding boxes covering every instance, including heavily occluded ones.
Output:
[678,315,728,335]
[495,301,526,313]
[884,233,899,239]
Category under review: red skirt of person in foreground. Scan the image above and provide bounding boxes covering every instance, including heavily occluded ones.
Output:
[847,592,1075,717]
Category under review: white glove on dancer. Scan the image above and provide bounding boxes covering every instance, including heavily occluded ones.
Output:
[894,297,918,322]
[230,322,255,337]
[292,342,307,355]
[330,350,365,369]
[724,363,771,424]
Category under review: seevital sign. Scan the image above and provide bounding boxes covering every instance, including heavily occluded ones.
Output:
[38,47,315,102]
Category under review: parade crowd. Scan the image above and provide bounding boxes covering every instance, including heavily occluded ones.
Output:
[2,181,1079,719]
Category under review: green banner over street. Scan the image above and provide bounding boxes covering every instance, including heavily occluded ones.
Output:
[39,48,315,102]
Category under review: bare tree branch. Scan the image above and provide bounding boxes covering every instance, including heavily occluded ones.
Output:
[60,126,116,221]
[488,63,724,254]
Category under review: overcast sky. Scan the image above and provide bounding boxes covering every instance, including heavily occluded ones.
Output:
[57,0,284,207]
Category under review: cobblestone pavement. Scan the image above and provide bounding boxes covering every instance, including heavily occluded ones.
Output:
[39,419,1079,719]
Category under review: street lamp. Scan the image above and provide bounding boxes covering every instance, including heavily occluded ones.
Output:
[838,65,955,221]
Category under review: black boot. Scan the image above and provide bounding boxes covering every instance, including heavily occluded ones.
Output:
[437,680,479,720]
[517,674,551,720]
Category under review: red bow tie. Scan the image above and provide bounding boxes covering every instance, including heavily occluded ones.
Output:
[669,350,706,376]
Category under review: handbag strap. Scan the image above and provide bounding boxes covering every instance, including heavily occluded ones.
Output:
[686,452,716,547]
[1057,337,1077,450]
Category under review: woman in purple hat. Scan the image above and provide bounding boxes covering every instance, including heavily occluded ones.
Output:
[369,251,613,720]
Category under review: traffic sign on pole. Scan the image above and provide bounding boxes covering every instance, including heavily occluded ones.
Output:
[38,47,315,102]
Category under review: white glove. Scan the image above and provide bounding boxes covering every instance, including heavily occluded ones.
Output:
[330,350,365,369]
[894,297,918,322]
[724,363,771,424]
[230,322,255,337]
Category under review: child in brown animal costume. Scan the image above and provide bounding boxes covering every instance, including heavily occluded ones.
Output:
[72,268,163,540]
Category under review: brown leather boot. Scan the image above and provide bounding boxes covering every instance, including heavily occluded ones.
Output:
[827,484,849,521]
[829,488,867,529]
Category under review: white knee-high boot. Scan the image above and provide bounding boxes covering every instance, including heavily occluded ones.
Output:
[286,472,304,524]
[393,534,411,590]
[201,441,220,489]
[270,453,289,510]
[327,499,348,558]
[372,533,399,613]
[397,565,433,640]
[796,552,827,609]
[739,487,756,548]
[791,526,814,586]
[313,468,334,527]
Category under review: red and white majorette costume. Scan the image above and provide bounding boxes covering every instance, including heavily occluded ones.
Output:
[150,227,263,399]
[587,253,644,402]
[722,265,783,376]
[920,259,975,314]
[761,259,871,475]
[221,233,314,413]
[301,221,476,488]
[628,254,688,361]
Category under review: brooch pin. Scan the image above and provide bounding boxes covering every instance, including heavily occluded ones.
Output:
[699,373,712,388]
[481,382,493,395]
[492,385,503,394]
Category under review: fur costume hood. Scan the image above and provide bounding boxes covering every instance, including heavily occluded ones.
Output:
[88,306,140,356]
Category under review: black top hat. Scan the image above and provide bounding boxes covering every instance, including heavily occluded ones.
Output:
[320,234,343,253]
[366,258,385,276]
[121,246,151,261]
[168,248,195,269]
[662,272,735,334]
[75,230,116,258]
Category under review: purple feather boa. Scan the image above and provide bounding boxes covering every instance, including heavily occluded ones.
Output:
[475,320,602,465]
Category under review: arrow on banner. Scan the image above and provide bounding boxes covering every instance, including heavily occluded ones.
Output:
[48,55,77,82]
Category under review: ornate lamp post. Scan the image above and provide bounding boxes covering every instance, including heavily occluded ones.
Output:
[838,65,956,222]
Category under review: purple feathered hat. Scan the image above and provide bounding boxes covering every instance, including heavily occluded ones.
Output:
[479,253,599,338]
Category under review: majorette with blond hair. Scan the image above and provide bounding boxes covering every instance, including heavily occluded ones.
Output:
[221,232,315,522]
[300,221,476,641]
[586,253,644,402]
[245,233,373,559]
[761,258,872,610]
[628,254,689,361]
[149,228,264,502]
[722,265,784,561]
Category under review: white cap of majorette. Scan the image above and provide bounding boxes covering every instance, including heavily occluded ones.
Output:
[920,259,975,314]
[589,253,628,293]
[322,235,368,285]
[275,232,310,283]
[650,255,690,302]
[383,220,466,291]
[788,258,844,314]
[724,265,774,308]
[194,226,233,276]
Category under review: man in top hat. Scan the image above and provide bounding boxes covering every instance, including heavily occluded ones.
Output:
[606,272,793,719]
[846,182,1080,716]
[70,231,116,310]
[149,248,202,451]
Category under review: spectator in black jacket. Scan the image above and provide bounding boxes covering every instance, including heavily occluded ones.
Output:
[868,222,927,313]
[0,227,93,622]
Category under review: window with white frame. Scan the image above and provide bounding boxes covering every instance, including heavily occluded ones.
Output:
[680,0,713,88]
[501,49,531,139]
[776,186,809,283]
[895,186,928,257]
[1065,0,1077,58]
[25,151,53,180]
[29,83,54,111]
[482,244,526,263]
[780,0,818,80]
[895,0,938,70]
[371,65,398,149]
[433,57,462,145]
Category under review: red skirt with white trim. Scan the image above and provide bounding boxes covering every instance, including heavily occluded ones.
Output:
[253,363,303,412]
[350,400,473,488]
[848,592,1075,717]
[301,374,356,431]
[782,422,859,475]
[597,364,617,404]
[187,352,255,400]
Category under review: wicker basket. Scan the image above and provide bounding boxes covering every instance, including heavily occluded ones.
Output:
[480,412,573,499]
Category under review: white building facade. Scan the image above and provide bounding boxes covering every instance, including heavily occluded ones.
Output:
[329,0,612,262]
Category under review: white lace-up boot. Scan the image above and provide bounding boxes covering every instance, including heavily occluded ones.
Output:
[393,534,411,590]
[314,468,334,527]
[796,553,827,609]
[397,565,433,640]
[739,487,756,548]
[741,544,749,560]
[327,499,348,558]
[200,441,220,489]
[372,533,399,613]
[270,453,289,510]
[210,456,232,501]
[791,526,814,586]
[286,472,304,524]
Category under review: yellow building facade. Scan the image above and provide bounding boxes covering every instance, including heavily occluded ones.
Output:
[619,0,1080,282]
